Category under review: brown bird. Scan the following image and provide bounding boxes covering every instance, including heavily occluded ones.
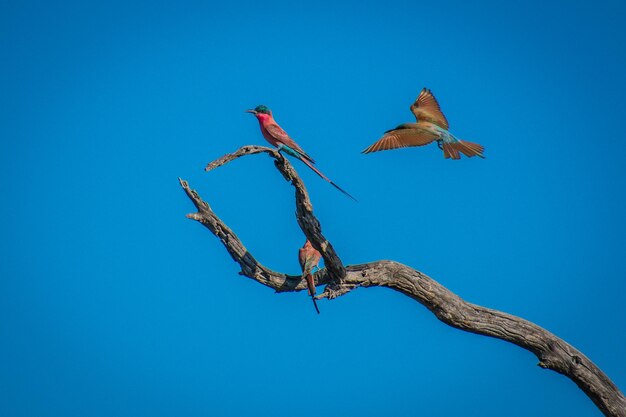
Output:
[362,88,485,159]
[298,240,321,314]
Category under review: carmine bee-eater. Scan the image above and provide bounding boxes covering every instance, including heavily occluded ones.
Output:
[246,105,356,200]
[362,88,485,159]
[298,240,321,314]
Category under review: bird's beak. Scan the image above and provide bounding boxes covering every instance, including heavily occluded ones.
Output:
[245,109,257,115]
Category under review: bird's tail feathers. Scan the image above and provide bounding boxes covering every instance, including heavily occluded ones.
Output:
[299,157,357,201]
[457,140,485,158]
[311,295,320,314]
[443,140,485,159]
[279,143,356,201]
[303,272,320,314]
[442,142,460,159]
[279,144,304,160]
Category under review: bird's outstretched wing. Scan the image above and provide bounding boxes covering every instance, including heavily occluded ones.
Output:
[265,123,316,164]
[410,88,449,130]
[361,124,438,153]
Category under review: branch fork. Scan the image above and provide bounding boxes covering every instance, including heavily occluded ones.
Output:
[179,145,625,417]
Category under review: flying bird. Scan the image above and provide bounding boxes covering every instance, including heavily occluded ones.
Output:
[298,240,321,314]
[362,88,485,159]
[246,105,356,200]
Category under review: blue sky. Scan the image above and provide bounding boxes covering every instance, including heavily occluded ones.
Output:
[1,0,625,416]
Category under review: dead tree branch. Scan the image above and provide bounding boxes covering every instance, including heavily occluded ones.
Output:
[180,145,625,417]
[204,145,346,288]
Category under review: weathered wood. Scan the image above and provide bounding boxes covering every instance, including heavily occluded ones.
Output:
[204,145,346,283]
[179,145,625,417]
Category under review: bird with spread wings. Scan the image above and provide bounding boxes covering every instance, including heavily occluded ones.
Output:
[362,88,485,159]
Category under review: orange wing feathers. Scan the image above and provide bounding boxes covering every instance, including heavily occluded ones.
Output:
[362,87,485,159]
[362,125,437,154]
[410,88,449,130]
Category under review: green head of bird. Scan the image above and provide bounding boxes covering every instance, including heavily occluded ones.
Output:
[246,105,272,116]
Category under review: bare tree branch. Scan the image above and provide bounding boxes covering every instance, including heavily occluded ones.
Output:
[180,145,625,417]
[180,176,332,293]
[204,145,346,285]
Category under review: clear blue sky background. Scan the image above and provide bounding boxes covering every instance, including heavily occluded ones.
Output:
[1,0,625,416]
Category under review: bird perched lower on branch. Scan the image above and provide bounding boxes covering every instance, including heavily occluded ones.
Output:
[362,88,485,159]
[246,105,356,201]
[298,240,321,314]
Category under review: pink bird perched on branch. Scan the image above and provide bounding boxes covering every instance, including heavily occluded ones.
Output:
[298,240,321,314]
[246,105,356,201]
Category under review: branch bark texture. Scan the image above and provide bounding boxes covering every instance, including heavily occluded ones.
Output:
[181,145,625,417]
